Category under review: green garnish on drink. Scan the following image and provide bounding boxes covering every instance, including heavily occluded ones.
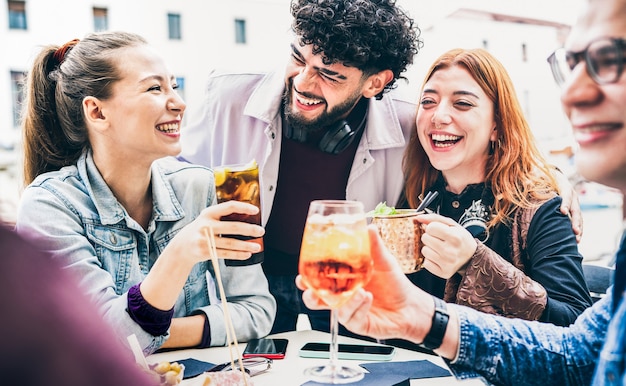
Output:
[366,202,398,217]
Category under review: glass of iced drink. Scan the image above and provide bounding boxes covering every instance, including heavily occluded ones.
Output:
[371,209,425,274]
[213,160,263,266]
[299,200,372,384]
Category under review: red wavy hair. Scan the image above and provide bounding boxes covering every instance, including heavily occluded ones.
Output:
[402,48,558,228]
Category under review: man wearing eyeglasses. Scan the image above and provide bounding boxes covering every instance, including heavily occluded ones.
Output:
[548,36,626,86]
[298,0,626,384]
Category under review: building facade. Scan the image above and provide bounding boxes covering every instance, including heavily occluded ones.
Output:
[1,0,582,156]
[1,0,294,151]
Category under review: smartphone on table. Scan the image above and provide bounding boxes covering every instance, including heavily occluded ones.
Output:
[243,338,289,359]
[299,342,396,361]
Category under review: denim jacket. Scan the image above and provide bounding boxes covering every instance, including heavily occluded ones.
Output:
[450,271,624,385]
[16,151,276,354]
[593,289,626,386]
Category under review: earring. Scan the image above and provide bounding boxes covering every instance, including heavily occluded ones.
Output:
[490,139,501,154]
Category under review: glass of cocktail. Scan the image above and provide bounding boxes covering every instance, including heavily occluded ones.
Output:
[213,160,263,266]
[299,200,372,384]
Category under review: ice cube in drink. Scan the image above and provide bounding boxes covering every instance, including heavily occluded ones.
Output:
[299,212,372,308]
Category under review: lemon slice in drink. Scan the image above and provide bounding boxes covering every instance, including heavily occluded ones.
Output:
[213,167,228,186]
[244,159,257,170]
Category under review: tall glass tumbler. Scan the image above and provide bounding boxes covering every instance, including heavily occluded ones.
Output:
[213,160,263,266]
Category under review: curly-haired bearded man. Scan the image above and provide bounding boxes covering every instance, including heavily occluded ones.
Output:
[181,0,422,334]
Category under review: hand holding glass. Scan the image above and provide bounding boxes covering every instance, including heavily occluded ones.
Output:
[298,200,373,384]
[213,160,263,266]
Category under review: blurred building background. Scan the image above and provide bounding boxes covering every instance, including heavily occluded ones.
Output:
[0,0,623,261]
[1,0,585,151]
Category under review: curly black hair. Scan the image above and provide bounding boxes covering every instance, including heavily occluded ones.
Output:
[291,0,423,99]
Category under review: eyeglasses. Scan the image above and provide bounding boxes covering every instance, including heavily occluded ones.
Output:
[547,36,626,86]
[208,357,272,377]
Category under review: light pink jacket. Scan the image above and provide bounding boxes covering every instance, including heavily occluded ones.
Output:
[180,69,416,225]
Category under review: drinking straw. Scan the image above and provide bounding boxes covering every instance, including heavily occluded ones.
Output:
[204,228,249,386]
[416,191,439,212]
[127,334,149,371]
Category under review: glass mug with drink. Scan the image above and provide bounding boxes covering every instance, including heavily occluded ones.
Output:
[299,200,373,384]
[213,160,263,266]
[369,203,426,274]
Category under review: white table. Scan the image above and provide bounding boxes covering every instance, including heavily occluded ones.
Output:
[147,330,483,385]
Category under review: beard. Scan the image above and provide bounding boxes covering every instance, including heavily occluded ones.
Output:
[282,79,363,134]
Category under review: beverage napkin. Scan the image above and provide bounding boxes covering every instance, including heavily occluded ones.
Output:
[360,359,451,379]
[301,372,409,386]
[301,360,451,385]
[175,358,216,379]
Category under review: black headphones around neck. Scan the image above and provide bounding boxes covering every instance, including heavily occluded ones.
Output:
[283,111,367,155]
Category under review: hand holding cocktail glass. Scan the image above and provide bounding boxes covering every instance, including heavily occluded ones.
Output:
[297,224,437,354]
[166,200,263,265]
[298,200,373,384]
[213,160,264,266]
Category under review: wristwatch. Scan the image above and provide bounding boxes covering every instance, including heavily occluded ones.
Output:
[420,296,449,351]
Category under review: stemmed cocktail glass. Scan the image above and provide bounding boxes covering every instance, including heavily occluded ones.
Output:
[299,200,373,384]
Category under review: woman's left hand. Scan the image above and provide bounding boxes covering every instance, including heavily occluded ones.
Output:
[554,170,583,242]
[417,213,478,279]
[165,200,264,265]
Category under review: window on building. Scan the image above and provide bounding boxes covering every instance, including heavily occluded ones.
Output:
[521,43,528,62]
[168,13,181,40]
[175,77,185,101]
[235,19,247,44]
[10,71,26,128]
[93,7,108,32]
[8,0,27,30]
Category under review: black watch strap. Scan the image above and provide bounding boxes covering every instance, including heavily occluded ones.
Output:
[420,296,449,351]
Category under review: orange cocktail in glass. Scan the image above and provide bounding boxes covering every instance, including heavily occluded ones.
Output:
[299,200,372,383]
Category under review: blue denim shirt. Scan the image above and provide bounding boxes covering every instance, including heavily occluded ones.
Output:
[450,269,624,385]
[593,288,626,386]
[16,151,276,354]
[592,230,626,386]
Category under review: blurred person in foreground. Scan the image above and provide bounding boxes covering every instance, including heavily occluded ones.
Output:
[0,225,154,386]
[400,48,591,327]
[15,31,275,355]
[298,0,626,383]
[180,0,582,336]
